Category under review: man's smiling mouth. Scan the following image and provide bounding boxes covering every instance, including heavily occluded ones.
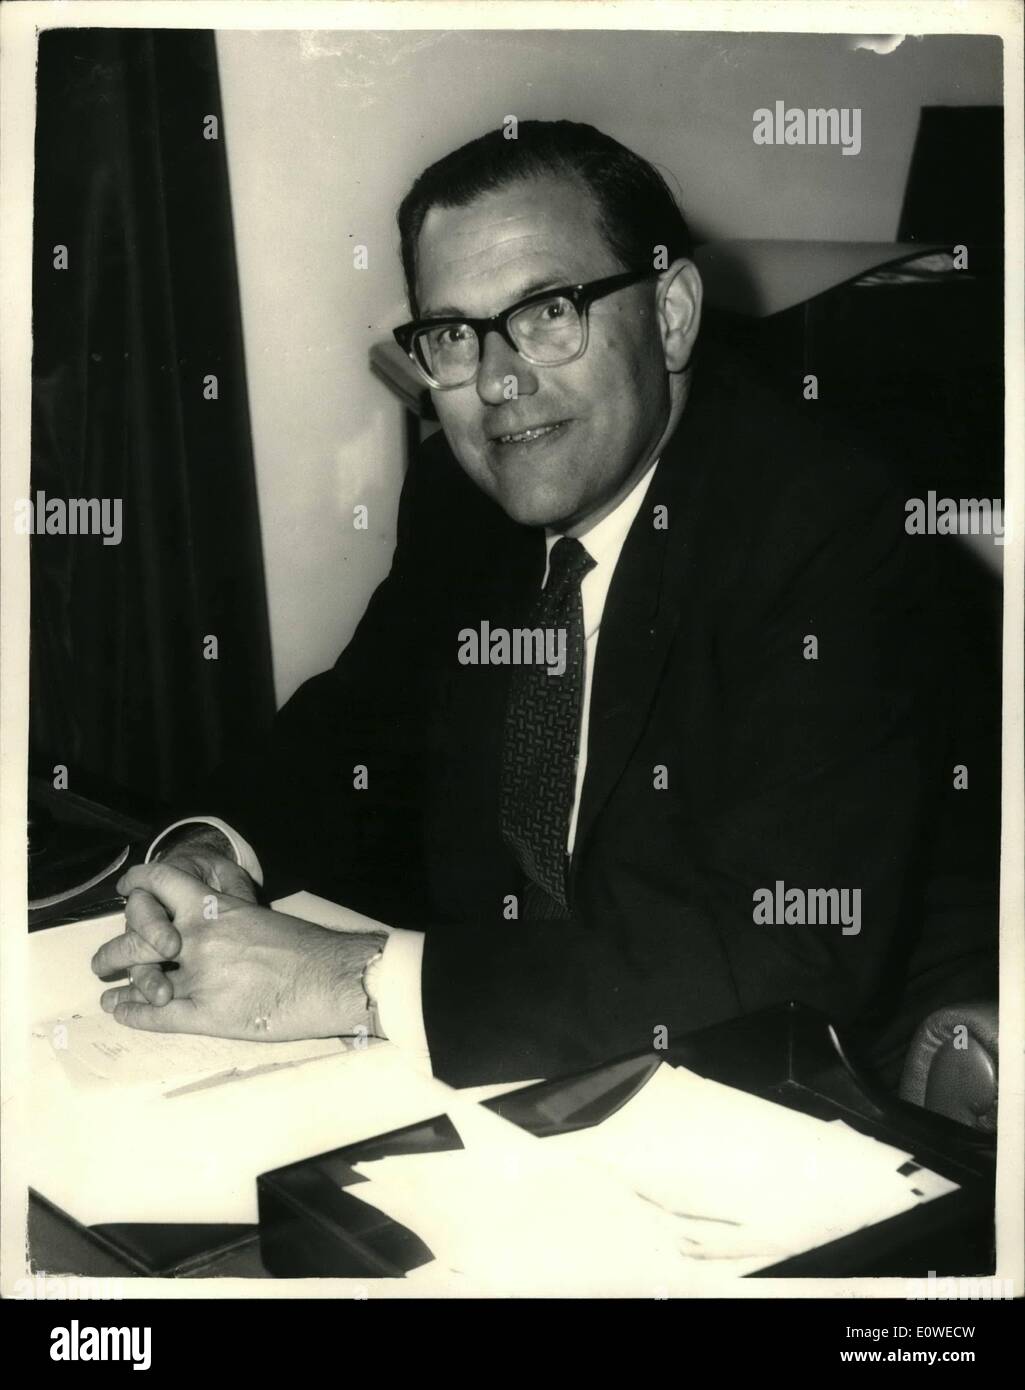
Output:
[492,421,570,447]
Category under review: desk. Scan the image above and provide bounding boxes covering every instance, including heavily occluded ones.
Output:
[29,1004,995,1282]
[24,779,996,1282]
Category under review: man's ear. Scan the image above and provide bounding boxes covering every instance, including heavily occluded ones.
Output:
[656,259,702,372]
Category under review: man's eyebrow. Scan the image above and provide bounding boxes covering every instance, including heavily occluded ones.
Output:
[419,275,575,320]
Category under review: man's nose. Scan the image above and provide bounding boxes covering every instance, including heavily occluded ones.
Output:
[475,328,538,406]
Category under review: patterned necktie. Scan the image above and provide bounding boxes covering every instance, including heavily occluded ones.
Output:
[500,535,596,913]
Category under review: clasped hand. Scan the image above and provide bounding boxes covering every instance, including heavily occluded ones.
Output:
[91,862,384,1042]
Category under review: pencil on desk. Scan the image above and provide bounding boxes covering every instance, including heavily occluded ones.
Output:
[162,1054,324,1100]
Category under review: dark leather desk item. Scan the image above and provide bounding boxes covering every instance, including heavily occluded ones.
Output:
[258,1003,996,1281]
[27,773,158,931]
[29,1193,264,1279]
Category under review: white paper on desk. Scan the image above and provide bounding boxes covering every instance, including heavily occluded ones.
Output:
[543,1063,958,1265]
[347,1089,775,1290]
[34,1011,347,1093]
[347,1063,960,1285]
[350,1120,693,1287]
[27,898,504,1227]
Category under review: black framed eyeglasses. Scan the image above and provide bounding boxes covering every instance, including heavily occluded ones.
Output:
[393,268,657,390]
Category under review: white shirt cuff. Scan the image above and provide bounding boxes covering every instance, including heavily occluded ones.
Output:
[367,927,431,1072]
[146,817,265,888]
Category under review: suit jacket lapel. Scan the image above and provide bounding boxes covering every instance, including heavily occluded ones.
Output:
[570,377,717,868]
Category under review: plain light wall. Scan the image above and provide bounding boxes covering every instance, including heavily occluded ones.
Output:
[215,29,1001,705]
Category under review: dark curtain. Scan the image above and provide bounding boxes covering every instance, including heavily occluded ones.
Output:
[31,29,275,808]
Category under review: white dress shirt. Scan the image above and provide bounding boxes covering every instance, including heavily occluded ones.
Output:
[147,458,660,1071]
[549,460,659,855]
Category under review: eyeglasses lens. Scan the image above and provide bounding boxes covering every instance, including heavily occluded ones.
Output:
[508,296,582,362]
[414,323,478,387]
[413,295,584,386]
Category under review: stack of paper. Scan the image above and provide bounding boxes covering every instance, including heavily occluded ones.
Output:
[544,1064,957,1262]
[346,1063,958,1288]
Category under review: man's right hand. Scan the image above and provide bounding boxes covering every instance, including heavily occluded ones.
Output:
[154,825,259,903]
[123,825,259,1005]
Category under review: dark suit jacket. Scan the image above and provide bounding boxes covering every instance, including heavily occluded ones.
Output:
[200,352,997,1087]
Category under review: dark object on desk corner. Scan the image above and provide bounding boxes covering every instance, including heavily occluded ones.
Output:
[256,1003,996,1281]
[901,1002,998,1134]
[29,1190,261,1280]
[28,801,54,855]
[26,774,158,929]
[28,811,129,910]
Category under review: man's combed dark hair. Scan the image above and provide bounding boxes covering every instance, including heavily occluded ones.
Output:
[397,119,692,314]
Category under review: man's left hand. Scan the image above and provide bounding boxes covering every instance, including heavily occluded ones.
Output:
[91,862,386,1041]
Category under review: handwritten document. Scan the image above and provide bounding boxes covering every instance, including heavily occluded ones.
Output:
[34,1010,349,1095]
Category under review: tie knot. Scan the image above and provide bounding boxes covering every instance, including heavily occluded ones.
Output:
[546,536,595,594]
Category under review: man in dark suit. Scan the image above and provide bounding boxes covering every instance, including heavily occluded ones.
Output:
[91,121,995,1088]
